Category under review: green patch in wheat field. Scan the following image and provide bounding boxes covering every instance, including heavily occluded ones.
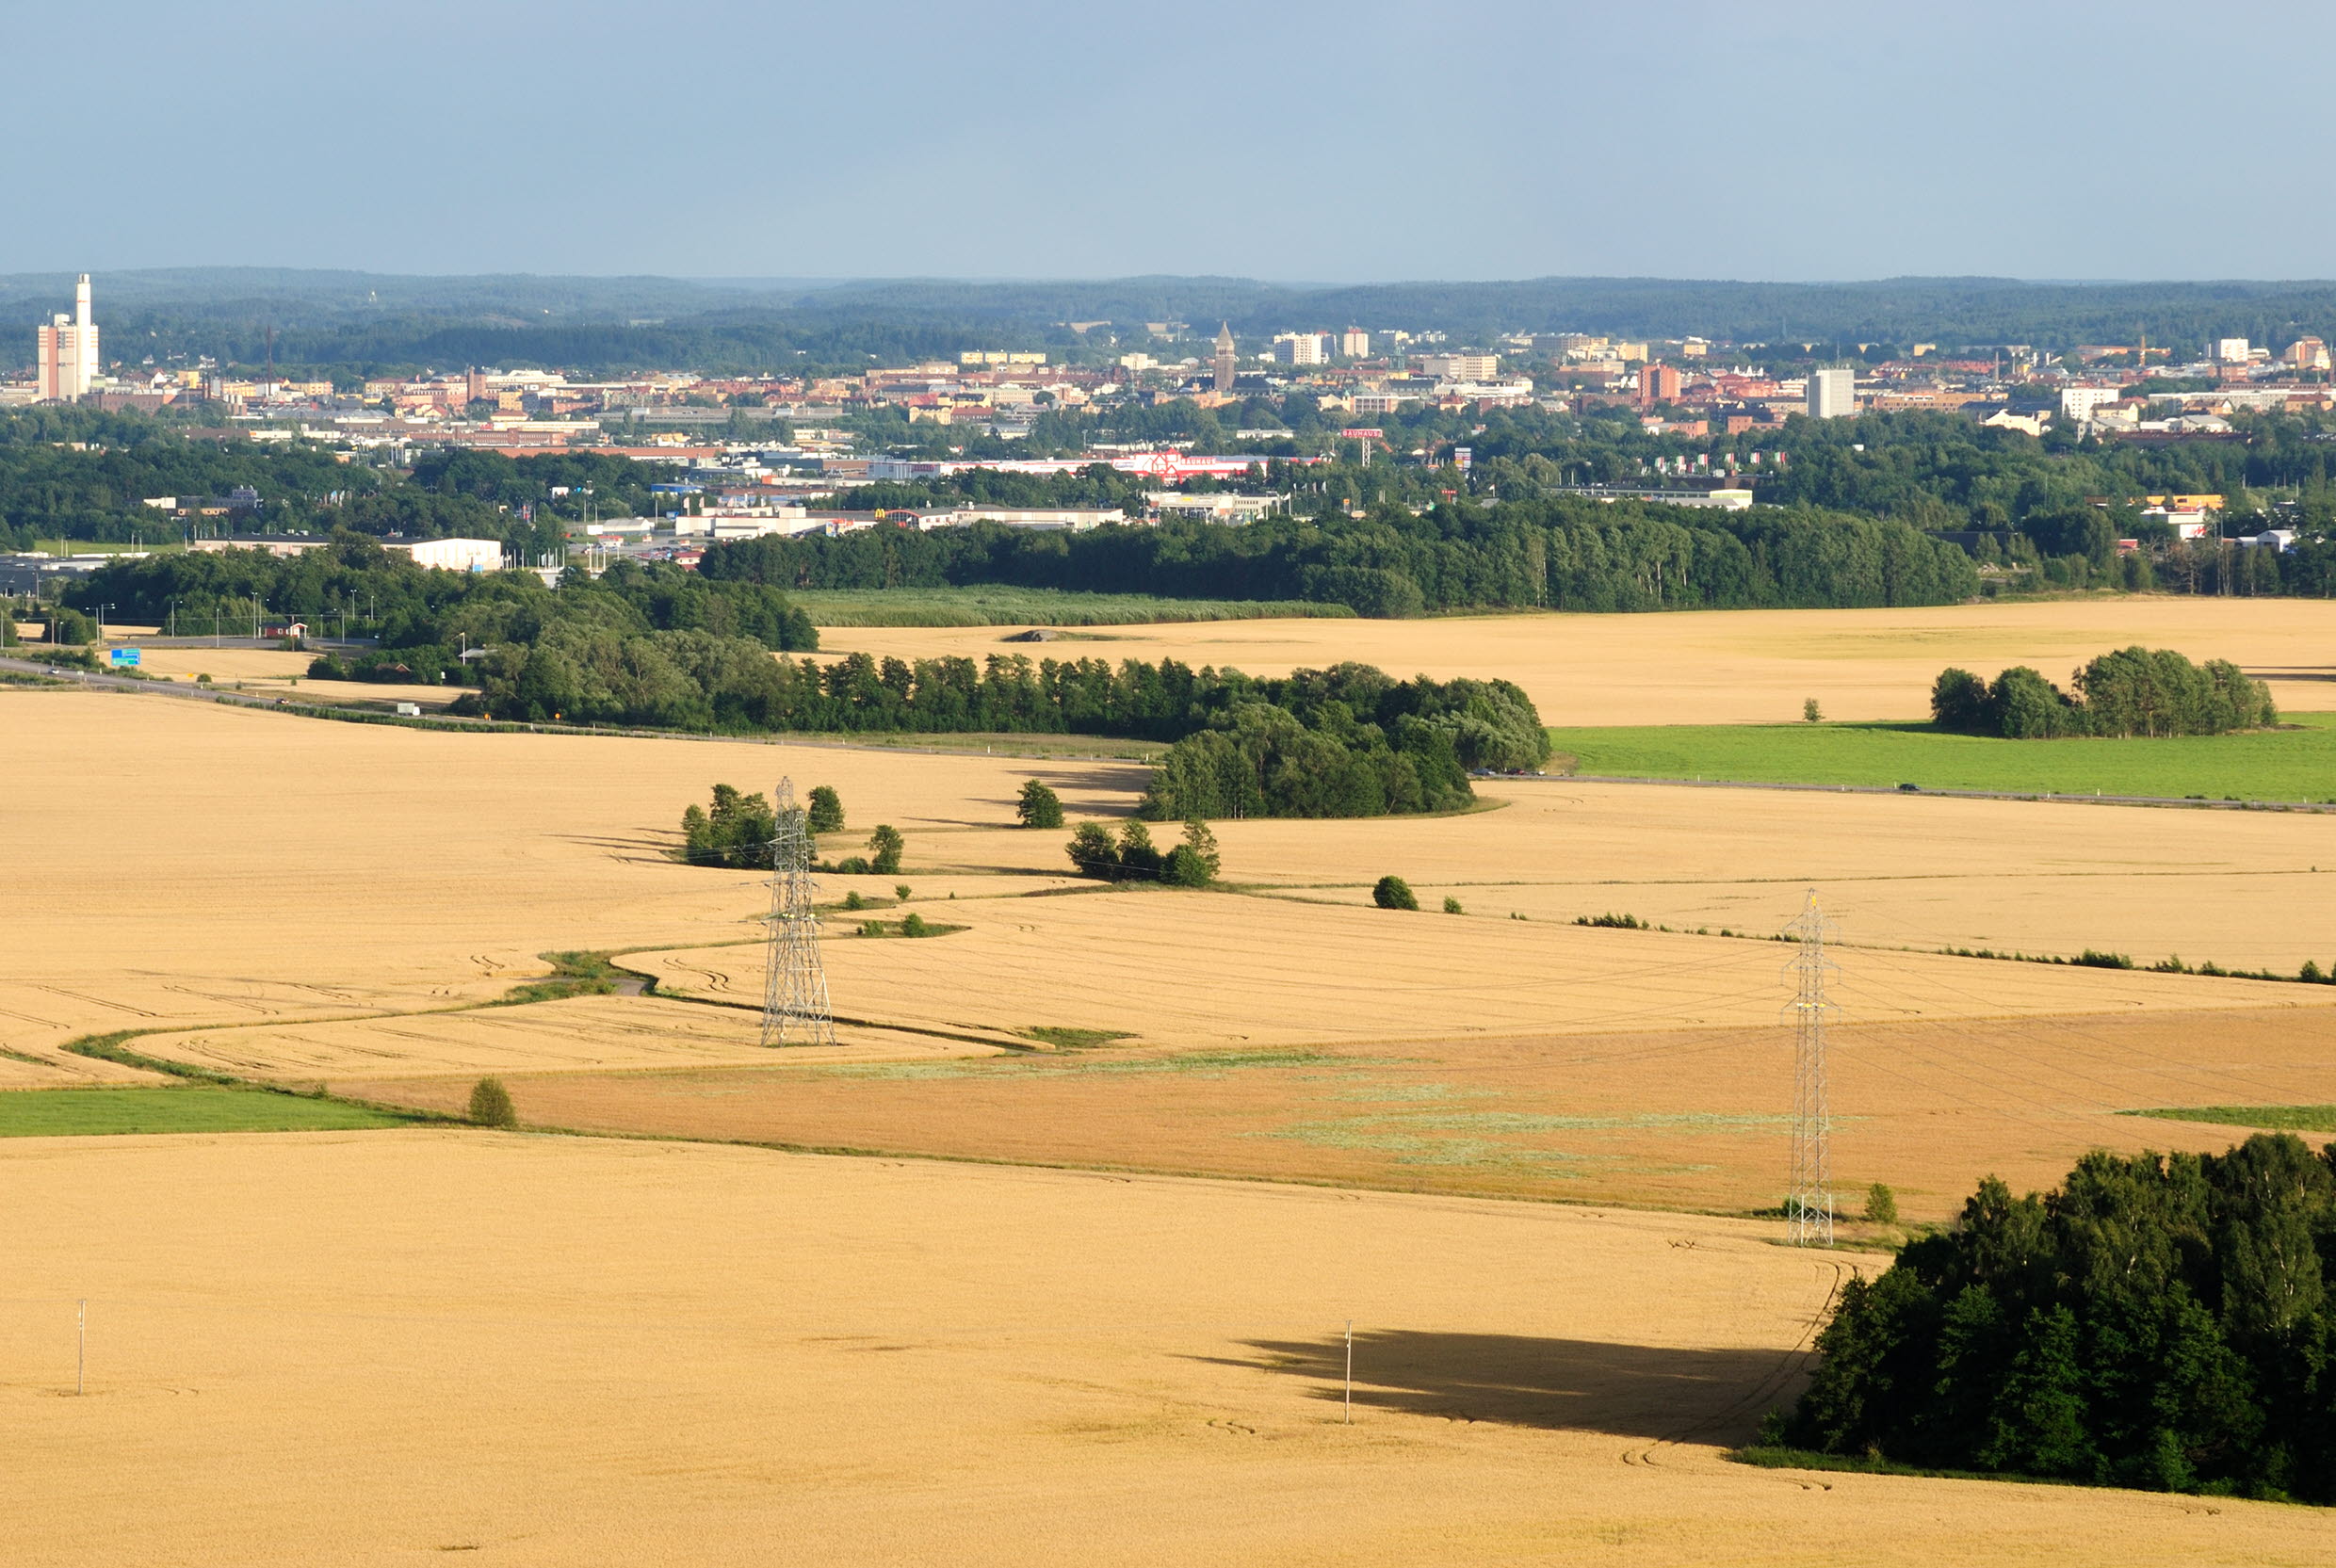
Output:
[2125,1104,2336,1133]
[1547,713,2336,802]
[0,1087,421,1139]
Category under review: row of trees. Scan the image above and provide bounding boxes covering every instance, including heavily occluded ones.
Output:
[1066,817,1220,886]
[678,783,868,870]
[1932,648,2277,738]
[1782,1133,2336,1501]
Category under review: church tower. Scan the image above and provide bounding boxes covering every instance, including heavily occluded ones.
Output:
[1213,322,1237,395]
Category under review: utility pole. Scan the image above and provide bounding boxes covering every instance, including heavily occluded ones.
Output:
[1784,889,1838,1246]
[761,778,835,1046]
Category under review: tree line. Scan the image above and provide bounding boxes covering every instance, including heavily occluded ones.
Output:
[702,493,1980,618]
[456,651,1544,821]
[1931,647,2277,738]
[66,539,817,687]
[466,646,1543,762]
[0,408,682,550]
[1780,1134,2336,1501]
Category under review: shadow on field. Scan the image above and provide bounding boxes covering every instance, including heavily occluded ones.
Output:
[1207,1329,1804,1439]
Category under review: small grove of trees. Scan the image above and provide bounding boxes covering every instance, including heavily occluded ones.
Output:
[1778,1133,2336,1500]
[41,606,97,645]
[1140,699,1477,820]
[1932,647,2277,738]
[1066,818,1220,886]
[827,824,904,876]
[1016,780,1065,829]
[680,784,776,868]
[807,784,845,833]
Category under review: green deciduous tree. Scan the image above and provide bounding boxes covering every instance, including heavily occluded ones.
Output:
[1016,779,1065,829]
[681,784,775,869]
[807,784,844,833]
[1780,1133,2336,1500]
[1373,875,1419,911]
[467,1076,517,1128]
[867,824,903,876]
[1162,818,1221,887]
[1066,821,1117,880]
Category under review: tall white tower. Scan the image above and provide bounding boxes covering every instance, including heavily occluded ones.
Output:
[37,274,98,401]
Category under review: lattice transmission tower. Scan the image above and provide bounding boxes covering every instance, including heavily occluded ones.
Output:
[761,777,835,1047]
[1783,889,1839,1246]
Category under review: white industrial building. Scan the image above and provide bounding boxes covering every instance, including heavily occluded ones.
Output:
[385,538,505,573]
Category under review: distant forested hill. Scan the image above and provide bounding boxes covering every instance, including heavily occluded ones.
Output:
[12,270,2336,376]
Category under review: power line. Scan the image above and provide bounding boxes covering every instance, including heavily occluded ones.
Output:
[1784,889,1838,1247]
[761,778,835,1047]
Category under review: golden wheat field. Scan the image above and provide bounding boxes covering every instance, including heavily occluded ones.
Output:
[0,688,1105,1074]
[619,890,2302,1051]
[6,1130,2329,1568]
[816,596,2336,725]
[11,638,2336,1560]
[333,1005,2336,1223]
[130,993,1004,1081]
[117,647,466,707]
[923,782,2336,977]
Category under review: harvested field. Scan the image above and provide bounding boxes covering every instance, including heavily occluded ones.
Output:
[815,596,2336,726]
[625,890,2309,1053]
[340,1005,2336,1223]
[124,648,464,707]
[130,994,1005,1083]
[1187,780,2336,977]
[4,1131,2326,1567]
[0,689,1131,1067]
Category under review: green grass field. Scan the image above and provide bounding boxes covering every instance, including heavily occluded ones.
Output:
[1547,714,2336,802]
[2126,1105,2336,1134]
[0,1087,420,1138]
[792,587,1355,628]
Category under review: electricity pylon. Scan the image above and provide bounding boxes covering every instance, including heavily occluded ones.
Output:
[1783,889,1839,1246]
[761,777,835,1047]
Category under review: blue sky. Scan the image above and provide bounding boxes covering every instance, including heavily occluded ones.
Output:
[8,0,2330,282]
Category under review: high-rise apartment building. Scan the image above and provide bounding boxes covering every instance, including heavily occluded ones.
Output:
[1339,328,1370,359]
[1272,332,1327,366]
[36,274,98,401]
[1640,364,1682,406]
[1807,366,1856,419]
[1213,323,1237,393]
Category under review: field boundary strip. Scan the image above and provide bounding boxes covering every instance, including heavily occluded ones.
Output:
[1554,773,2336,814]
